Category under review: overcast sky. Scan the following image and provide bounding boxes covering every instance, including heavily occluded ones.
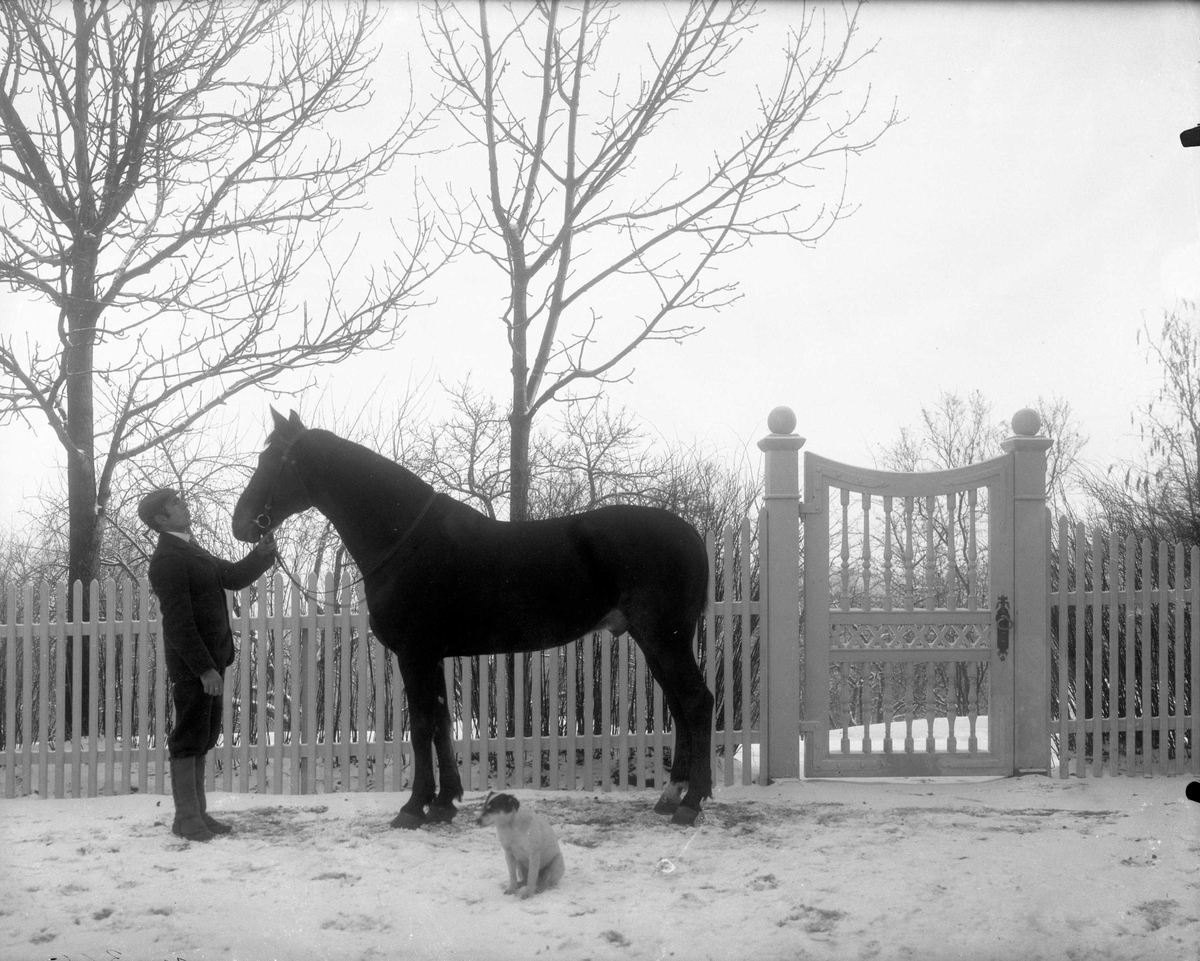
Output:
[1,1,1198,523]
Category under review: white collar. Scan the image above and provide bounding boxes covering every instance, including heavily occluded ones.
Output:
[166,530,192,544]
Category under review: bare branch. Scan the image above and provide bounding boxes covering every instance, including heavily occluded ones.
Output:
[423,0,896,519]
[0,0,459,585]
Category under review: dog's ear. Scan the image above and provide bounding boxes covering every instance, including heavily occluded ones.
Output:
[481,790,495,811]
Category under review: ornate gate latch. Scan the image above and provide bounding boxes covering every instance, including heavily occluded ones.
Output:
[994,595,1012,661]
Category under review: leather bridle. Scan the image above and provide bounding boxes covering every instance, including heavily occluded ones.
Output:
[254,434,302,537]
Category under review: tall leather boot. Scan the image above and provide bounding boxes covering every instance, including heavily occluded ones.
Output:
[195,754,232,835]
[169,757,214,842]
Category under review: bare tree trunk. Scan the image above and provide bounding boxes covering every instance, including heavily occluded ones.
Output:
[63,4,101,730]
[509,410,533,523]
[65,305,100,732]
[65,306,98,736]
[506,248,533,520]
[66,252,102,596]
[65,338,99,594]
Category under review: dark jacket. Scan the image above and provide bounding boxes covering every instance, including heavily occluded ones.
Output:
[148,533,275,681]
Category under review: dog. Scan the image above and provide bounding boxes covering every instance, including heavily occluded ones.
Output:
[477,791,565,898]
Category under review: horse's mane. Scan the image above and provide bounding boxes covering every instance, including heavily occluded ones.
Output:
[300,428,433,503]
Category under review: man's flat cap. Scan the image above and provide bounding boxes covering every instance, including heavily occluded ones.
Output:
[137,488,177,529]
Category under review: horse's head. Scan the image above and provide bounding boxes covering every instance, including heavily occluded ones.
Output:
[232,407,314,542]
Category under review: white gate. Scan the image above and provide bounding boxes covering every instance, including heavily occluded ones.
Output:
[800,453,1016,776]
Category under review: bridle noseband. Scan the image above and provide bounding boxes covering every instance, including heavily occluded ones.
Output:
[255,434,301,536]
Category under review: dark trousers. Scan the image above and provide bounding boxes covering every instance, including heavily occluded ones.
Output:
[168,672,223,760]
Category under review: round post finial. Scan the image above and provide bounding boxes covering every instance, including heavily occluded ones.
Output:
[758,405,804,456]
[767,406,797,435]
[1010,408,1042,437]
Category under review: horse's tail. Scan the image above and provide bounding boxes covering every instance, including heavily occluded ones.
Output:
[692,524,710,620]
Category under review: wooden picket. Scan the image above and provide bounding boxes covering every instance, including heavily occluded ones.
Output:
[0,521,761,799]
[1051,519,1198,777]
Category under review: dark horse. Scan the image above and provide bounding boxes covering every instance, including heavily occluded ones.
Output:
[231,409,714,828]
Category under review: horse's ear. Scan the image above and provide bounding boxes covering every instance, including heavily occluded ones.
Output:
[269,407,306,438]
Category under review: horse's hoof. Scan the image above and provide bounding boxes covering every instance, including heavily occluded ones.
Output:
[654,797,680,815]
[671,805,700,827]
[425,805,457,824]
[391,810,426,830]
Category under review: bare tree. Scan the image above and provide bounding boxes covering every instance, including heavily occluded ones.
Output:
[424,0,897,519]
[642,438,761,540]
[6,409,255,595]
[1037,395,1088,525]
[0,0,454,598]
[872,389,1086,608]
[881,391,1007,475]
[0,523,58,591]
[406,383,760,532]
[420,378,513,520]
[533,397,655,517]
[1085,300,1200,545]
[880,390,1085,523]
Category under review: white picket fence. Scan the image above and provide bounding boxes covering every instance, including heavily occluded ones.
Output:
[0,522,762,799]
[1050,518,1198,777]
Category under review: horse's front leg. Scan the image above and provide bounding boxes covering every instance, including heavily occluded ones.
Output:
[426,666,463,823]
[391,660,438,830]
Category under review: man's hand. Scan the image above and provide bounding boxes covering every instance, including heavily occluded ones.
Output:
[255,531,277,557]
[200,668,223,697]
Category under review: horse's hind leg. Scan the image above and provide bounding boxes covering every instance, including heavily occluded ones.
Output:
[674,664,714,824]
[638,629,714,824]
[667,655,713,824]
[426,666,464,823]
[648,679,690,815]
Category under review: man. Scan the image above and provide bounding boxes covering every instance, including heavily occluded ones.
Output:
[140,488,277,842]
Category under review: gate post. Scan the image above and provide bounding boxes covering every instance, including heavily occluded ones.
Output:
[757,407,804,781]
[1000,408,1054,774]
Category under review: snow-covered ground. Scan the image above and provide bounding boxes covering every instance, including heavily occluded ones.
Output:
[3,765,1198,961]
